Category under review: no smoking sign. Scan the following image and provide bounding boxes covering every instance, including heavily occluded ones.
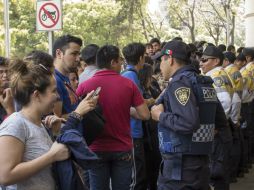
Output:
[36,0,62,31]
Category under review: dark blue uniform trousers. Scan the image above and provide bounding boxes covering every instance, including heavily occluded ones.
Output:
[158,154,210,190]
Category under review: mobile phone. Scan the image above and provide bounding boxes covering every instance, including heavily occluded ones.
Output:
[91,87,101,98]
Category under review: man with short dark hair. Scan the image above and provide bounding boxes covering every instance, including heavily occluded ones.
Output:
[227,45,236,54]
[150,38,161,54]
[53,34,82,118]
[121,42,148,190]
[218,44,226,53]
[76,45,150,190]
[79,44,100,83]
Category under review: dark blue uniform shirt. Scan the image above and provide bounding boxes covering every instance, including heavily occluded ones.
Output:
[158,65,200,135]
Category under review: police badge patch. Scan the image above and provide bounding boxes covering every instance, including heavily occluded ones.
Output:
[213,77,223,87]
[175,87,190,106]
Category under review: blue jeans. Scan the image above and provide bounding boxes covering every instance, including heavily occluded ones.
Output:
[89,151,133,190]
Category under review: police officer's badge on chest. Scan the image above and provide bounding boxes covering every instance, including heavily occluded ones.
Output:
[175,87,190,106]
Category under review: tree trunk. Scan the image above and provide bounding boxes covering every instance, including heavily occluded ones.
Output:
[230,13,235,45]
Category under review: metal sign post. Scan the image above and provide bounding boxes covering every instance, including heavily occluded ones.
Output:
[36,0,62,55]
[48,31,54,55]
[4,0,10,58]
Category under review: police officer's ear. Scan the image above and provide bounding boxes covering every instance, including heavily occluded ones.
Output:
[214,58,222,67]
[170,57,175,66]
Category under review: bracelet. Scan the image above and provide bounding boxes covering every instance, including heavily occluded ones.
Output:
[69,111,83,121]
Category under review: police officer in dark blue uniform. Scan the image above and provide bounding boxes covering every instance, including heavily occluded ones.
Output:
[151,40,218,190]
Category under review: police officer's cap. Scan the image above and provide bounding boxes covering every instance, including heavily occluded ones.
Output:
[203,46,224,62]
[223,51,236,63]
[153,40,190,62]
[242,47,254,58]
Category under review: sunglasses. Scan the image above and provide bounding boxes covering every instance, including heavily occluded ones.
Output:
[200,57,216,63]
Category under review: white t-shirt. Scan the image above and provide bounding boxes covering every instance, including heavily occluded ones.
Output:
[0,112,55,190]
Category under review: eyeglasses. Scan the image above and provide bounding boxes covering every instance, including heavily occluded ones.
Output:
[200,57,216,63]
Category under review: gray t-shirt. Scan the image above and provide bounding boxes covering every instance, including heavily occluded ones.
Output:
[79,65,99,83]
[0,112,55,190]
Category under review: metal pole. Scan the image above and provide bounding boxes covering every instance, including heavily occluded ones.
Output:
[4,0,10,58]
[48,31,54,55]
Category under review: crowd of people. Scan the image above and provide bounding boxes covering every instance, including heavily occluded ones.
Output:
[0,34,253,190]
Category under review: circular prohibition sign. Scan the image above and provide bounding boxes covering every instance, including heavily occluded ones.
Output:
[39,2,60,28]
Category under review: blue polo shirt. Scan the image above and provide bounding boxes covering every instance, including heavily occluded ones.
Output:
[121,65,143,138]
[54,69,79,115]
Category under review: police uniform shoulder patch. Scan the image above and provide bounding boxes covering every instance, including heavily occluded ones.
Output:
[213,77,224,87]
[175,87,190,106]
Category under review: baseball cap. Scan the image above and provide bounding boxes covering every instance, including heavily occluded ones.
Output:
[151,40,190,62]
[203,45,224,61]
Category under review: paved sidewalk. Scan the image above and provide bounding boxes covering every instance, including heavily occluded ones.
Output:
[231,166,254,190]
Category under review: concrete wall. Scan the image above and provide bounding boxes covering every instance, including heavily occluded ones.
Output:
[245,0,254,47]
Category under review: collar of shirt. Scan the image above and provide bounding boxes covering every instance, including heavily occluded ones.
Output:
[206,66,223,77]
[55,69,70,82]
[93,69,119,77]
[84,65,98,72]
[171,65,196,78]
[240,65,246,72]
[246,61,254,68]
[225,64,233,69]
[126,64,137,71]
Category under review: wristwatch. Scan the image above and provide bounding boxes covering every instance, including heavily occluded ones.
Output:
[69,111,83,121]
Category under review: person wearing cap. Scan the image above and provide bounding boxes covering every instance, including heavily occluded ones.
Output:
[234,53,254,105]
[236,48,254,175]
[223,51,243,182]
[200,45,233,190]
[79,44,100,83]
[151,40,218,190]
[222,52,243,128]
[235,52,254,176]
[200,46,233,118]
[242,48,254,167]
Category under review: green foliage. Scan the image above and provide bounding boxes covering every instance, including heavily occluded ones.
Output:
[0,0,246,57]
[8,0,48,57]
[0,0,150,57]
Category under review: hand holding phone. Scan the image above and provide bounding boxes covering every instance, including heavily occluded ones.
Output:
[75,87,101,116]
[91,87,101,99]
